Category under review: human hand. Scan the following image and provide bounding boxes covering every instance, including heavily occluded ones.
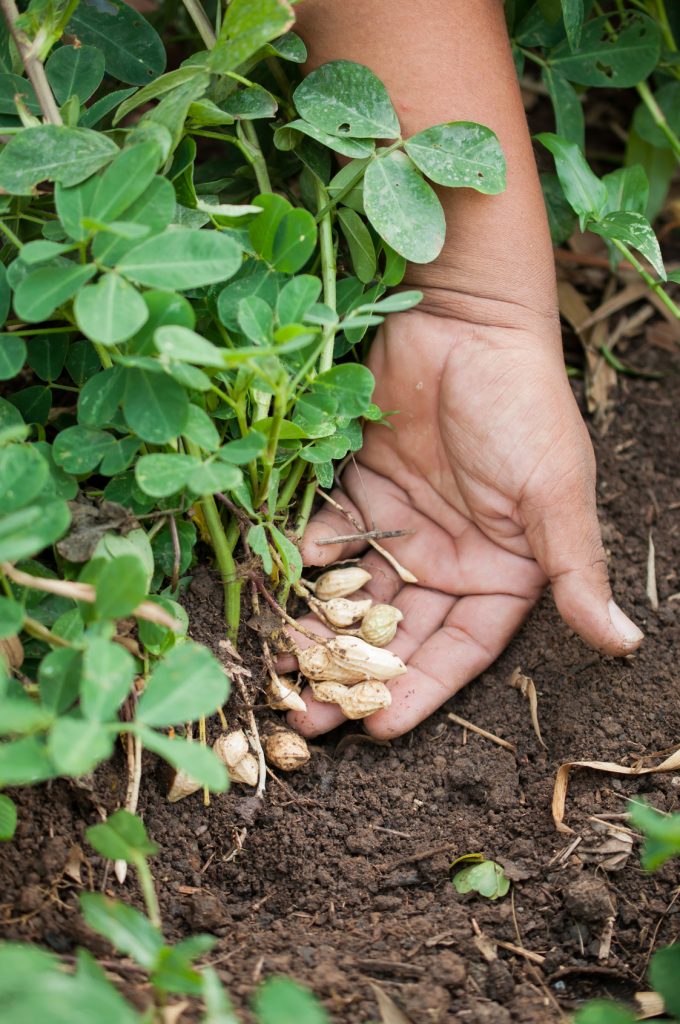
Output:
[282,306,643,740]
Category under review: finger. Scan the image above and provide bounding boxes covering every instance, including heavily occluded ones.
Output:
[288,585,456,737]
[521,464,643,656]
[364,591,536,739]
[299,487,368,566]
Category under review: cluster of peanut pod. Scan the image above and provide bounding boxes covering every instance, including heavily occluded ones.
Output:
[285,566,407,721]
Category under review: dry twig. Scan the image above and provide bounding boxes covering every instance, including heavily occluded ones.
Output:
[447,712,516,753]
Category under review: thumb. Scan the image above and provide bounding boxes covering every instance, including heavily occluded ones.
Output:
[299,487,368,566]
[522,476,643,656]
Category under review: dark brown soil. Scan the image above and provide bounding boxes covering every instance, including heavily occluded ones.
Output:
[2,331,680,1023]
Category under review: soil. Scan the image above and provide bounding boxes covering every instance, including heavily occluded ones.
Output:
[2,326,680,1023]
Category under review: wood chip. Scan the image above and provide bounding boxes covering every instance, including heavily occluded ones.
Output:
[370,984,414,1024]
[647,531,659,611]
[635,991,666,1019]
[552,746,680,833]
[447,712,516,753]
[508,667,547,749]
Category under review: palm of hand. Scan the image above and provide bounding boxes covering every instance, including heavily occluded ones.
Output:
[286,310,635,739]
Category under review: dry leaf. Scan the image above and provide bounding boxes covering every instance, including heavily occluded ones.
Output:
[552,746,680,833]
[635,991,666,1019]
[647,532,659,611]
[370,984,414,1024]
[508,667,547,749]
[63,845,85,884]
[160,1002,189,1024]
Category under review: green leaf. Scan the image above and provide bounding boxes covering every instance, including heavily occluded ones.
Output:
[48,717,114,776]
[93,556,148,621]
[113,66,205,125]
[0,793,17,840]
[8,385,52,425]
[182,404,220,452]
[136,641,229,727]
[67,0,166,86]
[0,736,55,786]
[0,74,40,115]
[135,726,229,792]
[20,241,74,265]
[269,525,302,584]
[247,524,272,574]
[0,498,70,562]
[238,295,273,344]
[80,893,163,969]
[404,121,505,194]
[633,82,680,151]
[53,425,114,473]
[0,126,118,194]
[452,859,510,900]
[13,264,97,322]
[80,634,135,724]
[117,228,242,289]
[91,142,161,222]
[277,275,322,325]
[541,171,577,244]
[55,174,100,242]
[39,648,82,715]
[354,290,422,314]
[223,84,277,120]
[649,943,680,1018]
[46,45,105,105]
[154,325,225,366]
[253,977,329,1024]
[0,264,9,328]
[271,208,317,274]
[75,274,149,346]
[549,13,661,88]
[186,460,242,496]
[80,87,137,129]
[561,0,584,50]
[590,211,665,280]
[276,119,374,159]
[77,366,125,428]
[210,0,294,73]
[0,444,48,512]
[268,31,307,63]
[364,151,445,263]
[0,334,26,381]
[122,367,189,444]
[313,364,375,418]
[573,1002,635,1024]
[602,165,649,216]
[94,177,176,264]
[0,696,54,735]
[542,67,585,150]
[629,801,680,870]
[337,208,376,284]
[0,596,23,638]
[86,808,158,862]
[218,432,267,464]
[536,133,607,223]
[136,453,196,497]
[293,60,400,139]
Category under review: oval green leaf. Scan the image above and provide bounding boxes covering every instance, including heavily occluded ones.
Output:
[363,151,445,263]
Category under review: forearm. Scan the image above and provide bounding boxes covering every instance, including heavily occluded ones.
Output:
[296,0,558,329]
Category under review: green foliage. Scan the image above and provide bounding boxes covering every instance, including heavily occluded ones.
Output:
[451,855,511,900]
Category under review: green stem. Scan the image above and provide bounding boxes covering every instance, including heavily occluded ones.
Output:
[23,616,73,648]
[135,857,162,931]
[181,0,216,48]
[636,81,680,164]
[0,0,62,124]
[241,121,272,193]
[315,178,337,373]
[0,220,22,249]
[294,473,317,539]
[185,442,241,641]
[257,383,286,506]
[5,325,73,335]
[201,491,241,642]
[611,238,680,320]
[277,458,307,511]
[653,0,677,52]
[93,343,113,370]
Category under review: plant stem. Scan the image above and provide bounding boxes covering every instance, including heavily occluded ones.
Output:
[23,616,72,648]
[636,81,680,164]
[257,382,286,506]
[315,178,337,373]
[201,492,241,642]
[611,238,680,319]
[295,473,317,538]
[653,0,677,52]
[241,121,272,193]
[135,857,162,931]
[181,0,216,48]
[0,220,22,249]
[0,0,62,124]
[277,458,307,510]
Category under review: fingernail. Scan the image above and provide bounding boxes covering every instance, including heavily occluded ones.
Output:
[608,599,644,647]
